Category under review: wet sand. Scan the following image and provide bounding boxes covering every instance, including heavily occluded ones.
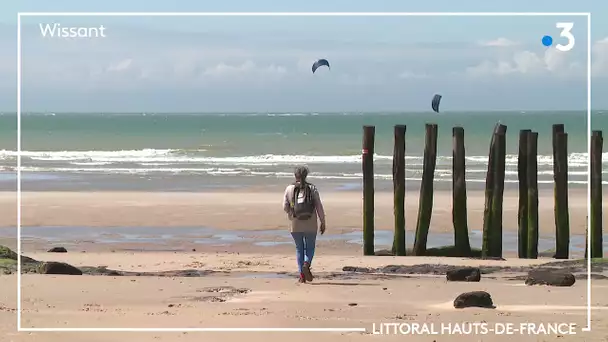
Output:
[0,189,593,234]
[0,188,599,258]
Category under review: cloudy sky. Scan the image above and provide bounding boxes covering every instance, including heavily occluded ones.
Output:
[0,0,607,112]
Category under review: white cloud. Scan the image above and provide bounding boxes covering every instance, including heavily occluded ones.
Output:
[466,48,582,78]
[467,37,608,79]
[399,71,429,79]
[202,61,287,78]
[85,58,150,91]
[203,61,250,76]
[478,38,520,47]
[106,58,133,72]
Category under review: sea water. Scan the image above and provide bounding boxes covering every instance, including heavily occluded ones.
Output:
[0,111,604,191]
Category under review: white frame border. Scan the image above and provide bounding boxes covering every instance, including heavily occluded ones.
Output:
[16,11,593,333]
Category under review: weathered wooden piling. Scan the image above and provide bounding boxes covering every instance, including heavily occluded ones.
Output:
[517,129,531,258]
[585,218,589,259]
[413,123,438,256]
[590,130,604,258]
[362,125,376,256]
[452,127,471,256]
[491,126,507,257]
[482,123,507,258]
[392,125,406,256]
[526,131,540,259]
[553,125,570,259]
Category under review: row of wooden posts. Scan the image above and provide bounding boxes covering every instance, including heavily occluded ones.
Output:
[361,123,605,259]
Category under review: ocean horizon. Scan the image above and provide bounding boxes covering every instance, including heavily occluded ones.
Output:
[0,110,605,192]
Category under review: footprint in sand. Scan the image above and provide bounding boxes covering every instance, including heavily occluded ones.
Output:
[147,310,176,316]
[81,303,106,313]
[0,305,16,313]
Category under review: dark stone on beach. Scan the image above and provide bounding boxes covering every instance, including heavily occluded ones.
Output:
[47,247,67,253]
[348,303,358,306]
[380,264,449,275]
[38,262,82,275]
[0,245,40,275]
[78,265,215,277]
[21,256,38,264]
[343,263,530,276]
[453,291,494,309]
[0,246,17,260]
[508,272,599,282]
[339,261,606,280]
[506,275,527,281]
[446,267,481,282]
[543,259,608,273]
[0,245,37,264]
[172,270,204,277]
[342,266,373,273]
[525,269,575,287]
[374,249,394,256]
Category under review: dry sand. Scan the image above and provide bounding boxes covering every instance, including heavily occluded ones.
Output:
[0,189,594,235]
[1,253,607,342]
[0,188,606,342]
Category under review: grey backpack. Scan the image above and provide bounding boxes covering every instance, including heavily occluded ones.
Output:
[292,182,316,220]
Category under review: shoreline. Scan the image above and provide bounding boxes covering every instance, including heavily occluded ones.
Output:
[0,170,594,192]
[0,188,599,258]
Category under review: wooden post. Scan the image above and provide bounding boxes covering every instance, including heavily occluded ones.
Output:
[553,129,570,259]
[413,123,438,256]
[590,130,604,258]
[491,127,507,258]
[482,123,507,258]
[585,216,589,259]
[362,125,376,256]
[392,125,406,256]
[527,131,539,259]
[552,124,565,254]
[518,129,531,258]
[452,127,471,256]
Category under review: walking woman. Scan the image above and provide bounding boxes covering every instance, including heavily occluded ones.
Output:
[283,166,326,283]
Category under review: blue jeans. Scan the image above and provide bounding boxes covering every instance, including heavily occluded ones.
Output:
[291,232,317,273]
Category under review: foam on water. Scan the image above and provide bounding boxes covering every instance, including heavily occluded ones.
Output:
[1,149,605,166]
[0,149,602,184]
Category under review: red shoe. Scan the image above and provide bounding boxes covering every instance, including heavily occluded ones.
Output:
[302,262,314,282]
[298,273,306,283]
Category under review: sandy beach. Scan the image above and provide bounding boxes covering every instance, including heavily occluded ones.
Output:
[1,252,608,342]
[0,188,593,233]
[0,188,606,342]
